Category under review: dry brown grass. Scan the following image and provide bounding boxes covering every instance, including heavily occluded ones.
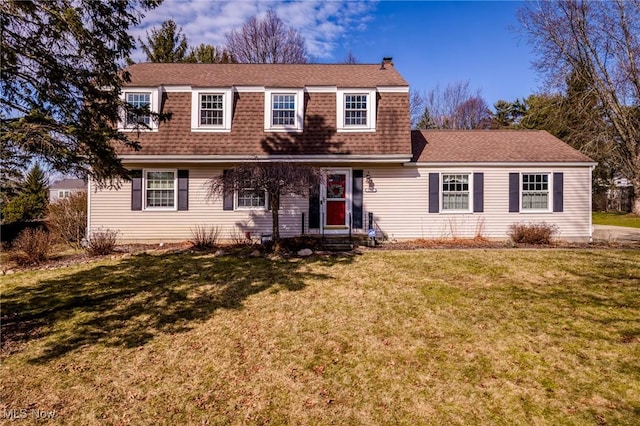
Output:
[1,249,639,424]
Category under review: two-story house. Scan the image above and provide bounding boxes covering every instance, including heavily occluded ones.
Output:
[88,60,596,243]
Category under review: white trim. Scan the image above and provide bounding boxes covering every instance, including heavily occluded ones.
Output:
[305,86,337,93]
[407,162,597,167]
[162,85,192,92]
[336,89,377,133]
[440,172,473,213]
[264,88,304,132]
[119,87,161,132]
[86,176,92,239]
[377,86,409,93]
[589,165,594,240]
[191,88,233,132]
[235,86,265,93]
[519,172,552,213]
[120,154,413,163]
[235,188,268,211]
[321,168,352,233]
[143,168,178,211]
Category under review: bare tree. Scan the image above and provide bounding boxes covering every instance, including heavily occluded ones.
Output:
[422,81,491,129]
[519,0,640,214]
[409,89,425,129]
[208,163,323,242]
[342,50,358,64]
[225,9,308,64]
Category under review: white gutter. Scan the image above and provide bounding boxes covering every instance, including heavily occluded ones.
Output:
[120,154,413,163]
[86,176,92,241]
[405,161,598,167]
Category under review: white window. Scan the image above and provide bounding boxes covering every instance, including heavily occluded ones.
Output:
[264,89,304,132]
[237,180,267,209]
[144,170,176,210]
[522,173,549,210]
[344,94,368,126]
[120,88,160,131]
[191,89,233,131]
[442,174,470,211]
[58,190,71,199]
[126,92,151,126]
[336,89,376,132]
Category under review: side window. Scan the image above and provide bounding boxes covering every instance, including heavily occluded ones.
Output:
[144,170,176,210]
[522,173,549,210]
[442,174,470,211]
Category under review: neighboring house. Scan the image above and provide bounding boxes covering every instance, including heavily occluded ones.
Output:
[49,178,87,203]
[88,60,596,243]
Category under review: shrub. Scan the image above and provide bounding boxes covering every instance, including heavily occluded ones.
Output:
[508,222,558,245]
[87,228,118,255]
[9,228,52,265]
[190,225,220,249]
[47,192,87,248]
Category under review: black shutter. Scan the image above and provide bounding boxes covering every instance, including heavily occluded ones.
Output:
[553,172,564,212]
[352,170,363,228]
[473,172,484,213]
[223,169,234,211]
[509,173,520,213]
[428,173,439,213]
[177,170,189,211]
[131,170,142,211]
[309,184,320,229]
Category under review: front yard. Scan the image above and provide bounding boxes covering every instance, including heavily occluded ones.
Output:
[1,249,639,424]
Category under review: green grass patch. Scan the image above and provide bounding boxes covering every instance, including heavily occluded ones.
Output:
[593,211,640,228]
[1,249,639,424]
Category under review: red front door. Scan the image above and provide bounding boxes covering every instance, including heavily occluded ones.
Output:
[324,171,350,229]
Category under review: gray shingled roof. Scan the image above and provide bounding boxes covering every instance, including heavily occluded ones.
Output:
[124,63,409,88]
[411,130,595,163]
[49,179,87,190]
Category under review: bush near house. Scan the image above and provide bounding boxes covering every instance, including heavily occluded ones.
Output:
[47,192,87,248]
[87,228,118,256]
[8,228,52,265]
[508,222,558,245]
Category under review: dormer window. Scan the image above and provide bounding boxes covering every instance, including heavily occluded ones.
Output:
[126,93,151,126]
[337,89,376,132]
[120,88,160,131]
[264,89,304,132]
[191,88,233,132]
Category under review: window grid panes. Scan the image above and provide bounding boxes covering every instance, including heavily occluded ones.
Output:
[126,93,151,126]
[522,174,549,209]
[272,94,295,126]
[146,171,175,208]
[238,180,266,208]
[200,94,224,126]
[442,174,470,210]
[344,94,368,126]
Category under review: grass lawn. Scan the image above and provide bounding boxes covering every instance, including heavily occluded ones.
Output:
[1,249,639,425]
[593,211,640,228]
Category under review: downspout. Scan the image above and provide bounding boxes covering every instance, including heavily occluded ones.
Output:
[589,165,594,243]
[86,176,92,244]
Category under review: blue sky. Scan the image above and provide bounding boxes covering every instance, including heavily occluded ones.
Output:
[131,1,540,106]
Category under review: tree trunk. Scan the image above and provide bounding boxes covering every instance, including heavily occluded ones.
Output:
[632,178,640,216]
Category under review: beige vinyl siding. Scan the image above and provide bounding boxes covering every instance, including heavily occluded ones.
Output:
[89,165,307,243]
[360,165,592,241]
[89,163,593,243]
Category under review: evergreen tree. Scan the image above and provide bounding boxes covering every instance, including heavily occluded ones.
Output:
[2,163,49,223]
[139,19,189,63]
[1,0,162,185]
[185,44,236,64]
[415,107,435,130]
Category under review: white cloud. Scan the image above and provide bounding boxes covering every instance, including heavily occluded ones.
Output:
[130,0,378,61]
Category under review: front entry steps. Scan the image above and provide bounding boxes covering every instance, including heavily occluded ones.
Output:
[321,234,370,251]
